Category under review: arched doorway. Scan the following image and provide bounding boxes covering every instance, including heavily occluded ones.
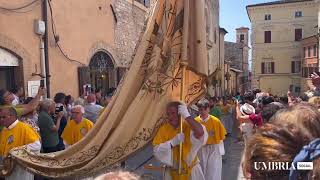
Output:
[0,48,23,90]
[78,51,126,96]
[89,51,116,95]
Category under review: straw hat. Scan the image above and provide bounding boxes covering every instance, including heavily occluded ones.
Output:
[240,103,255,115]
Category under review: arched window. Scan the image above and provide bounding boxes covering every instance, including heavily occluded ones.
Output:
[89,51,114,72]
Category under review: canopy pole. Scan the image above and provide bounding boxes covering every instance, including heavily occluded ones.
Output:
[179,0,190,175]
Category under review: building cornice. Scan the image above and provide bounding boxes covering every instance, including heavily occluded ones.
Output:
[247,1,315,21]
[247,0,314,10]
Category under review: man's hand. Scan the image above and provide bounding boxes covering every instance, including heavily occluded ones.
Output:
[178,104,191,119]
[37,87,46,96]
[170,133,185,147]
[57,111,64,119]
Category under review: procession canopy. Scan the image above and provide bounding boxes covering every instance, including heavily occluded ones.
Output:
[1,0,208,178]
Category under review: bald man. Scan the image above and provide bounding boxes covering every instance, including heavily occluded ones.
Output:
[84,94,104,123]
[0,107,41,180]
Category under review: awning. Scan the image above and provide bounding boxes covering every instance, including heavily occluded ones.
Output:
[0,48,19,66]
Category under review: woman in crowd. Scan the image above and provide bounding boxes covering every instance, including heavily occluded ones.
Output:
[242,103,320,179]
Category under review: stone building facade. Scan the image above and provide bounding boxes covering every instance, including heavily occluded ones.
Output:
[224,27,250,94]
[0,0,220,99]
[0,0,150,97]
[247,0,318,95]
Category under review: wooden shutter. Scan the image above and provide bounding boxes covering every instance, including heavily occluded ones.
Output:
[291,61,295,73]
[78,67,91,96]
[261,62,265,74]
[265,31,271,43]
[271,62,275,73]
[295,29,302,41]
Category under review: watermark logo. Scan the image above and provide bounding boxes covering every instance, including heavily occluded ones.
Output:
[297,162,313,170]
[254,162,313,171]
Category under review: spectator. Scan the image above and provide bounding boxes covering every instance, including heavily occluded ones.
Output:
[84,94,103,123]
[95,88,103,106]
[10,86,23,106]
[38,99,64,153]
[308,96,320,110]
[65,95,74,115]
[95,171,139,180]
[53,93,68,151]
[242,104,320,179]
[261,96,274,106]
[20,97,40,133]
[74,97,85,106]
[0,87,44,117]
[260,103,282,123]
[236,102,262,145]
[0,107,41,180]
[61,105,93,148]
[209,97,222,119]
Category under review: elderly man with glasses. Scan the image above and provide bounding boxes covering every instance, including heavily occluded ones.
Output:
[61,105,93,148]
[0,107,41,180]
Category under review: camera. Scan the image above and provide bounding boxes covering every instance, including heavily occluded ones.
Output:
[55,106,63,114]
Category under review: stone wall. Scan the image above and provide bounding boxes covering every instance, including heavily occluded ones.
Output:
[113,0,148,67]
[225,41,244,70]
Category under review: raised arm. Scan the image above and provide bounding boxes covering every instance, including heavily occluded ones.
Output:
[16,88,45,115]
[178,104,204,139]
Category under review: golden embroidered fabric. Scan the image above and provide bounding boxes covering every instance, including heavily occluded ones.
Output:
[1,0,208,178]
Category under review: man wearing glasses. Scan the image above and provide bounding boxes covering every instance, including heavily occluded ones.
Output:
[61,105,93,148]
[0,88,45,118]
[0,107,41,180]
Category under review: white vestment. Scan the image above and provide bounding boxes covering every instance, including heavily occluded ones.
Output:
[153,125,208,180]
[198,141,224,180]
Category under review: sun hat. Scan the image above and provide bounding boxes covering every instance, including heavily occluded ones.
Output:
[240,103,256,115]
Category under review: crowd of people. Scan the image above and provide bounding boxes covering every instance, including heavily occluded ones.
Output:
[2,73,320,180]
[0,87,114,180]
[151,73,320,180]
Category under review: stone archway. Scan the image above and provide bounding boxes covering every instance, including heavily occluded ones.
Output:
[78,41,127,96]
[0,34,33,91]
[89,51,116,95]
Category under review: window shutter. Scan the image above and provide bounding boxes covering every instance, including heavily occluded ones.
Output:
[265,31,271,43]
[295,29,302,41]
[271,62,275,73]
[261,62,265,74]
[291,61,295,73]
[78,67,91,96]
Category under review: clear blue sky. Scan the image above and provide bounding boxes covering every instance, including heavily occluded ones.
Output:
[220,0,271,42]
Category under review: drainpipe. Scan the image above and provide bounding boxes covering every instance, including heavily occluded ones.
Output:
[42,0,50,97]
[40,37,47,97]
